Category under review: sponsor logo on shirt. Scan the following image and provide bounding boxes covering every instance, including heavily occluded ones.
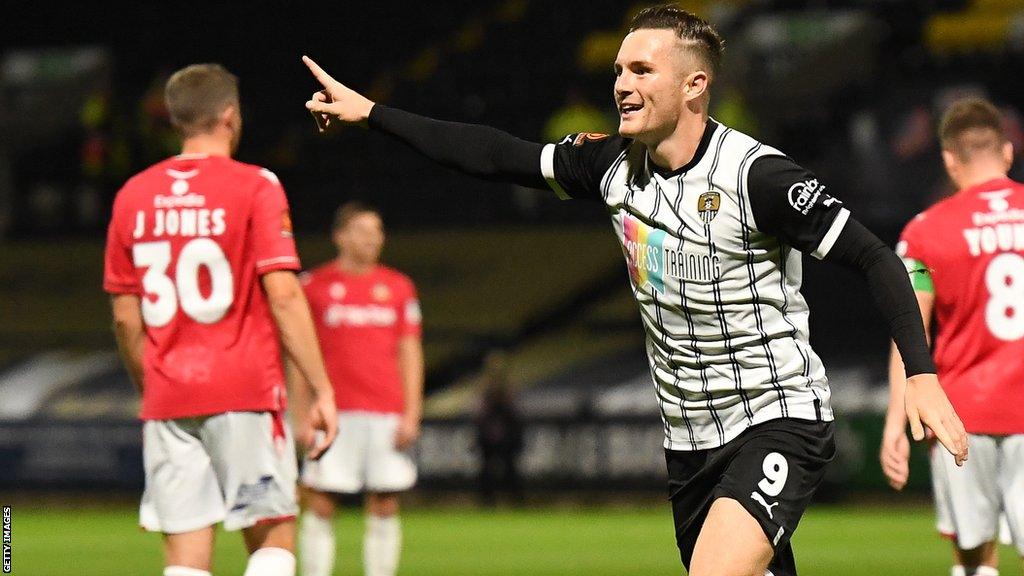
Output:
[697,190,721,223]
[972,209,1024,226]
[329,282,346,300]
[787,179,825,215]
[156,169,206,208]
[324,304,397,327]
[623,216,721,292]
[624,216,666,293]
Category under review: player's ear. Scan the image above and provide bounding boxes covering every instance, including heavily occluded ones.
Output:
[941,149,958,178]
[1002,140,1014,168]
[683,70,708,103]
[220,105,239,128]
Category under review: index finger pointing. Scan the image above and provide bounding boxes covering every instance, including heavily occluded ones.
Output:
[302,55,337,87]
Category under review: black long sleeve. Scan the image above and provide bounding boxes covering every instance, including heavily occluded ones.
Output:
[825,218,936,376]
[367,104,548,189]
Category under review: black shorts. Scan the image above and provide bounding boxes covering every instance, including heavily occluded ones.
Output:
[666,418,835,576]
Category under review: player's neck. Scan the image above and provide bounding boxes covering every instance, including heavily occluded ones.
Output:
[180,134,233,158]
[955,166,1008,191]
[336,256,376,276]
[646,114,708,172]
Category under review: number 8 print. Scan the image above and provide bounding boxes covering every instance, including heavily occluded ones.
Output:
[133,239,234,327]
[985,253,1024,341]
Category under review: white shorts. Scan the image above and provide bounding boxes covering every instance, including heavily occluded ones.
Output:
[930,434,1024,554]
[301,411,416,494]
[140,411,298,534]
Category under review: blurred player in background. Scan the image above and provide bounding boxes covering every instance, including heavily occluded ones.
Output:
[301,5,968,575]
[104,63,337,576]
[290,202,424,576]
[474,350,524,507]
[882,98,1024,576]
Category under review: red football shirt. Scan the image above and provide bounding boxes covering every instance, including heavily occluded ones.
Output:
[898,177,1024,434]
[302,264,421,414]
[103,154,301,420]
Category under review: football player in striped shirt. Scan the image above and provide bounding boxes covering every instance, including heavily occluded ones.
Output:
[301,5,968,575]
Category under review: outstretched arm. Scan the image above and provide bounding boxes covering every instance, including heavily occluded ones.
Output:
[745,155,967,466]
[825,220,967,465]
[303,56,546,188]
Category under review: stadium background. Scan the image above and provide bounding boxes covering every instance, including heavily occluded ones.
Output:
[1,0,1023,574]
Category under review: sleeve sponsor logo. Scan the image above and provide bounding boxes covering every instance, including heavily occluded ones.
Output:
[372,283,391,302]
[572,133,610,147]
[787,178,840,215]
[281,211,293,238]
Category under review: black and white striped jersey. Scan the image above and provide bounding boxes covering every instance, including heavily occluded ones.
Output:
[540,121,850,450]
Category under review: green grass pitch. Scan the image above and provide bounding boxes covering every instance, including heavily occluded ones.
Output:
[8,504,1020,575]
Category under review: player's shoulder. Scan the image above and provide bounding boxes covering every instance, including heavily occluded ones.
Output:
[910,191,975,227]
[715,125,794,185]
[556,132,632,164]
[112,158,176,208]
[218,158,283,188]
[717,123,774,153]
[119,157,173,189]
[899,193,968,245]
[375,265,416,288]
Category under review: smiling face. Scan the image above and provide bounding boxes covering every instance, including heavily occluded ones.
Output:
[613,28,711,146]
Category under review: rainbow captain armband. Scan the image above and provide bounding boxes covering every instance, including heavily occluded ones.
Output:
[901,257,934,293]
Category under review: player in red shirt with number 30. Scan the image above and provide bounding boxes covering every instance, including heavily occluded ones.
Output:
[104,64,337,576]
[883,99,1024,576]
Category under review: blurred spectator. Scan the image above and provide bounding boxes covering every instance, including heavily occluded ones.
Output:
[475,350,524,507]
[711,86,759,138]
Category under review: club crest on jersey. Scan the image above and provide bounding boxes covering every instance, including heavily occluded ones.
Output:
[372,283,391,302]
[329,282,346,300]
[697,191,721,223]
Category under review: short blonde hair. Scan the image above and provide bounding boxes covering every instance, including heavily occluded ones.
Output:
[939,98,1007,163]
[164,63,239,137]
